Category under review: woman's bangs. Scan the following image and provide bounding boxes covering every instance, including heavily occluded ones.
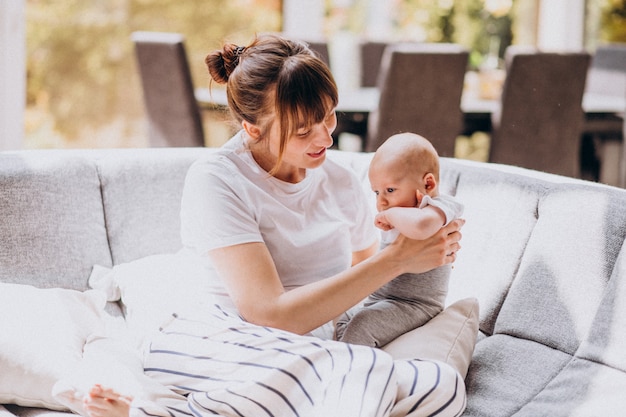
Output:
[276,56,338,135]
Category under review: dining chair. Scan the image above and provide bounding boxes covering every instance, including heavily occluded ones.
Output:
[488,46,591,178]
[359,40,389,87]
[582,43,626,185]
[332,40,387,149]
[305,40,331,67]
[131,31,205,147]
[365,43,469,155]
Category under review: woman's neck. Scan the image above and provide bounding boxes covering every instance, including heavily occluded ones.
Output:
[247,139,306,183]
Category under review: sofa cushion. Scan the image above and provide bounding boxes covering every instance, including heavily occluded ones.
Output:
[463,181,626,416]
[88,250,213,347]
[442,163,544,335]
[579,243,626,371]
[95,148,214,265]
[0,152,111,290]
[382,297,479,379]
[468,339,626,417]
[0,284,107,410]
[513,357,626,417]
[495,184,626,353]
[463,334,572,417]
[52,335,186,417]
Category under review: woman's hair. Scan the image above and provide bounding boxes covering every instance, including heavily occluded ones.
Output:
[206,34,338,170]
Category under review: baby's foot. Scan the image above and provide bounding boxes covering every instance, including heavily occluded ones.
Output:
[83,384,133,417]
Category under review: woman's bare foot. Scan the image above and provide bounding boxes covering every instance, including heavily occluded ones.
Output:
[82,384,133,417]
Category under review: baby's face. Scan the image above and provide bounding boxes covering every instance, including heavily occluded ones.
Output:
[369,165,424,212]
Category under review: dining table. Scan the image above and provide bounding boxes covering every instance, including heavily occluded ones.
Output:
[195,84,625,185]
[195,86,625,131]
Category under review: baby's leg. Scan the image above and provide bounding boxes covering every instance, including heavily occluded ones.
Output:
[82,385,133,417]
[391,359,466,417]
[339,300,432,347]
[337,301,394,346]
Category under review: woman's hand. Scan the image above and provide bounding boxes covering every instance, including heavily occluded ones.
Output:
[383,218,464,275]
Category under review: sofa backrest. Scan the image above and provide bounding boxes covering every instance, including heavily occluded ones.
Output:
[93,148,214,264]
[278,150,626,363]
[1,151,109,291]
[0,148,213,292]
[2,147,626,373]
[438,158,626,371]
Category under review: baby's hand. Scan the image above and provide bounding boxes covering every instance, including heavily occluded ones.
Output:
[375,211,394,231]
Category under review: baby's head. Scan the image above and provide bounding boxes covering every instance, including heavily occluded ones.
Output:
[368,133,440,211]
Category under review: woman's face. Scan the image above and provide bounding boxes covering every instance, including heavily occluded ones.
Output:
[262,107,337,183]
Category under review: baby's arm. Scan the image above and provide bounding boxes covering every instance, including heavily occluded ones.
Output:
[375,205,446,240]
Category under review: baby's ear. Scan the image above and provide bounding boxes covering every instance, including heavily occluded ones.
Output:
[423,172,437,190]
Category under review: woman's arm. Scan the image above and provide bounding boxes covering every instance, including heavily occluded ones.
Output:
[207,219,463,335]
[352,242,378,266]
[375,205,446,240]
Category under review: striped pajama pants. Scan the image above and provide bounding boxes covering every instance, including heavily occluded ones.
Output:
[133,307,466,417]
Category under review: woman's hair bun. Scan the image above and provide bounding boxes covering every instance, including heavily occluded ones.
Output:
[206,43,245,84]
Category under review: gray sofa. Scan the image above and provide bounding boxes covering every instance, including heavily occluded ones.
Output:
[2,147,626,417]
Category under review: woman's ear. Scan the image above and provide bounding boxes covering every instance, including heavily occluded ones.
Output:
[424,173,437,191]
[242,121,262,141]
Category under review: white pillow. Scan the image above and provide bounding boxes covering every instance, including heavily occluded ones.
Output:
[0,284,107,410]
[89,249,215,347]
[382,297,480,379]
[52,334,186,417]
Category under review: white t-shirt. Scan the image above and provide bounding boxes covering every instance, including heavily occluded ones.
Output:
[180,131,377,313]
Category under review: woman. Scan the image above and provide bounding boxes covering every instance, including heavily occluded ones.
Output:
[82,33,466,417]
[180,33,463,336]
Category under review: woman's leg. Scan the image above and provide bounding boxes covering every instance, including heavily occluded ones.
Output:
[80,358,466,417]
[390,359,467,417]
[145,312,400,417]
[80,307,466,417]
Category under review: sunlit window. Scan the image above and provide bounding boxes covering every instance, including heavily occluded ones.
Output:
[25,0,281,149]
[24,0,624,149]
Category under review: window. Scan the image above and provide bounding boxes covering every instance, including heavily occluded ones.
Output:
[25,0,281,149]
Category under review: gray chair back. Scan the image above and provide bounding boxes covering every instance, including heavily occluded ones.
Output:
[360,41,389,87]
[305,40,330,67]
[489,46,591,178]
[365,43,469,155]
[131,31,205,147]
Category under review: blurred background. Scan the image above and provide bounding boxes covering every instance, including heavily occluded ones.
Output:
[3,0,626,149]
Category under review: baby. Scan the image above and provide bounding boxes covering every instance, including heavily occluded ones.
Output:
[335,132,464,347]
